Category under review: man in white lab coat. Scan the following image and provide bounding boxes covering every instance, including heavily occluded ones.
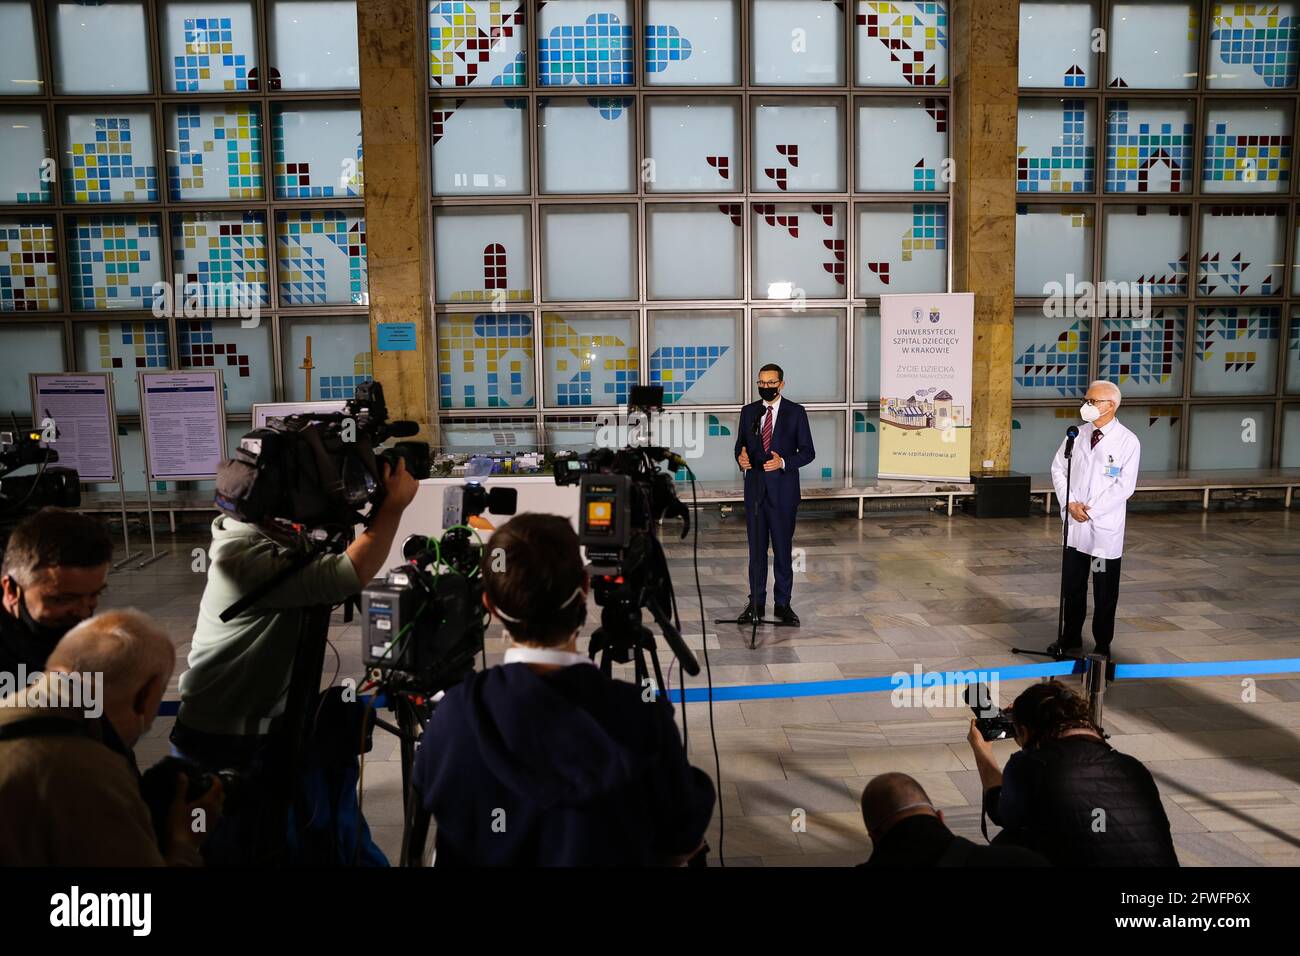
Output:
[1046,380,1141,659]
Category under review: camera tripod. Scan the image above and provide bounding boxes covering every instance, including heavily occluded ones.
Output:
[588,599,671,697]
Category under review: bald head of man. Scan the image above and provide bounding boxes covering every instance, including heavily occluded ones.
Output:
[861,772,943,842]
[46,609,175,748]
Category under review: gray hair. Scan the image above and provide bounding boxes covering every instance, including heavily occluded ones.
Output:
[1088,380,1122,408]
[46,609,175,709]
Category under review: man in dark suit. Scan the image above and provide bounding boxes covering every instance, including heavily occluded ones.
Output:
[733,364,815,626]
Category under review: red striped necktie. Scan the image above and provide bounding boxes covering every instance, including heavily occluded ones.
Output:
[1091,428,1103,450]
[762,406,773,453]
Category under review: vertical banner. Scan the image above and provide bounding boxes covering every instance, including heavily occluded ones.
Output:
[878,293,974,481]
[138,370,227,481]
[29,373,120,483]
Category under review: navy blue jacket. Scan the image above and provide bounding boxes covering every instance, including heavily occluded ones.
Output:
[412,662,715,866]
[733,399,816,506]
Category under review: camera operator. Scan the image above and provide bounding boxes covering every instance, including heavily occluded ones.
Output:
[1,507,113,678]
[0,609,222,865]
[170,458,418,859]
[412,512,716,866]
[966,679,1178,866]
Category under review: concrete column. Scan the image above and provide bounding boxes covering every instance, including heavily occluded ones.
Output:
[949,0,1019,471]
[357,0,435,438]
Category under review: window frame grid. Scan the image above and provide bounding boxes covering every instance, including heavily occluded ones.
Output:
[1012,0,1300,473]
[0,0,368,436]
[428,0,954,487]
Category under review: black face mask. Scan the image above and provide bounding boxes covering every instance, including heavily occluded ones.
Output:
[758,386,780,402]
[15,592,76,644]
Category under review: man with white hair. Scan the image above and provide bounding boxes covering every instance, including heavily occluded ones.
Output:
[1047,380,1141,659]
[0,609,219,865]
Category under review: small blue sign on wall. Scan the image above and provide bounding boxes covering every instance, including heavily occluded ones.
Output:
[377,322,417,351]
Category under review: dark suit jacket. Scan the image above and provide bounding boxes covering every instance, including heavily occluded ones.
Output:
[733,398,816,506]
[861,814,1051,868]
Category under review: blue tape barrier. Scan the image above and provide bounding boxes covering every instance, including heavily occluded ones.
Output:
[155,657,1300,715]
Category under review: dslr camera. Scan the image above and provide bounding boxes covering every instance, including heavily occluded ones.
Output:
[965,683,1018,742]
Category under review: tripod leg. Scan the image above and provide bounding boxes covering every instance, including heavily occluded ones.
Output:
[400,791,431,867]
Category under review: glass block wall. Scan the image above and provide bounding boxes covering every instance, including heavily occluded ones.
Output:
[1013,0,1300,475]
[428,0,952,486]
[0,0,366,490]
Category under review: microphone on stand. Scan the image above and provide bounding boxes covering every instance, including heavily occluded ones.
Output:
[1063,424,1079,459]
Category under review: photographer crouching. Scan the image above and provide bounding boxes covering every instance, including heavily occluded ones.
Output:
[412,513,716,866]
[967,679,1178,866]
[172,396,420,864]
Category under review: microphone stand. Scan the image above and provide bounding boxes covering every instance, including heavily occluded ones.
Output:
[1012,426,1077,662]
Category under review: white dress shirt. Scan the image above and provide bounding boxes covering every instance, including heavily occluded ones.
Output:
[759,395,782,469]
[1050,417,1141,561]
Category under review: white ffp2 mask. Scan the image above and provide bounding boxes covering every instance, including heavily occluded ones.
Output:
[1079,403,1101,423]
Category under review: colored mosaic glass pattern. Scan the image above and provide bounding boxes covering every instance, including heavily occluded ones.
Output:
[1100,315,1185,388]
[96,321,169,370]
[64,118,159,203]
[67,216,161,311]
[1199,205,1283,294]
[276,210,367,305]
[438,313,535,408]
[0,220,59,312]
[169,105,263,200]
[1014,319,1091,395]
[644,24,692,72]
[272,111,363,199]
[1106,103,1193,193]
[902,203,946,261]
[545,314,637,406]
[171,214,269,308]
[318,350,372,399]
[1017,100,1095,193]
[649,344,729,404]
[1201,117,1291,186]
[429,1,526,87]
[178,320,252,378]
[1195,307,1280,369]
[1210,4,1299,87]
[857,2,948,86]
[538,13,633,86]
[172,17,253,92]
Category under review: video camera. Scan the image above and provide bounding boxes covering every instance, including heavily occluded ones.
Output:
[0,422,80,526]
[214,381,427,538]
[552,385,699,680]
[360,464,518,697]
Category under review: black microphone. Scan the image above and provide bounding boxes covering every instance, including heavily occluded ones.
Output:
[1064,424,1079,459]
[385,420,420,438]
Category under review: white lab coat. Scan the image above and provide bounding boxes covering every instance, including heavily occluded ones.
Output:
[1050,418,1141,561]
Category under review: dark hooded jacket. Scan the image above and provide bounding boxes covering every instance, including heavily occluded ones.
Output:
[413,662,715,866]
[986,735,1179,866]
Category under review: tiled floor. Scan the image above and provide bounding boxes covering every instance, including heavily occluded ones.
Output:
[115,503,1300,866]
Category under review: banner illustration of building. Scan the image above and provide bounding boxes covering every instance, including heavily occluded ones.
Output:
[878,292,974,481]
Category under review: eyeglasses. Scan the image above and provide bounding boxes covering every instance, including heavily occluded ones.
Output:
[755,380,782,387]
[1083,398,1113,406]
